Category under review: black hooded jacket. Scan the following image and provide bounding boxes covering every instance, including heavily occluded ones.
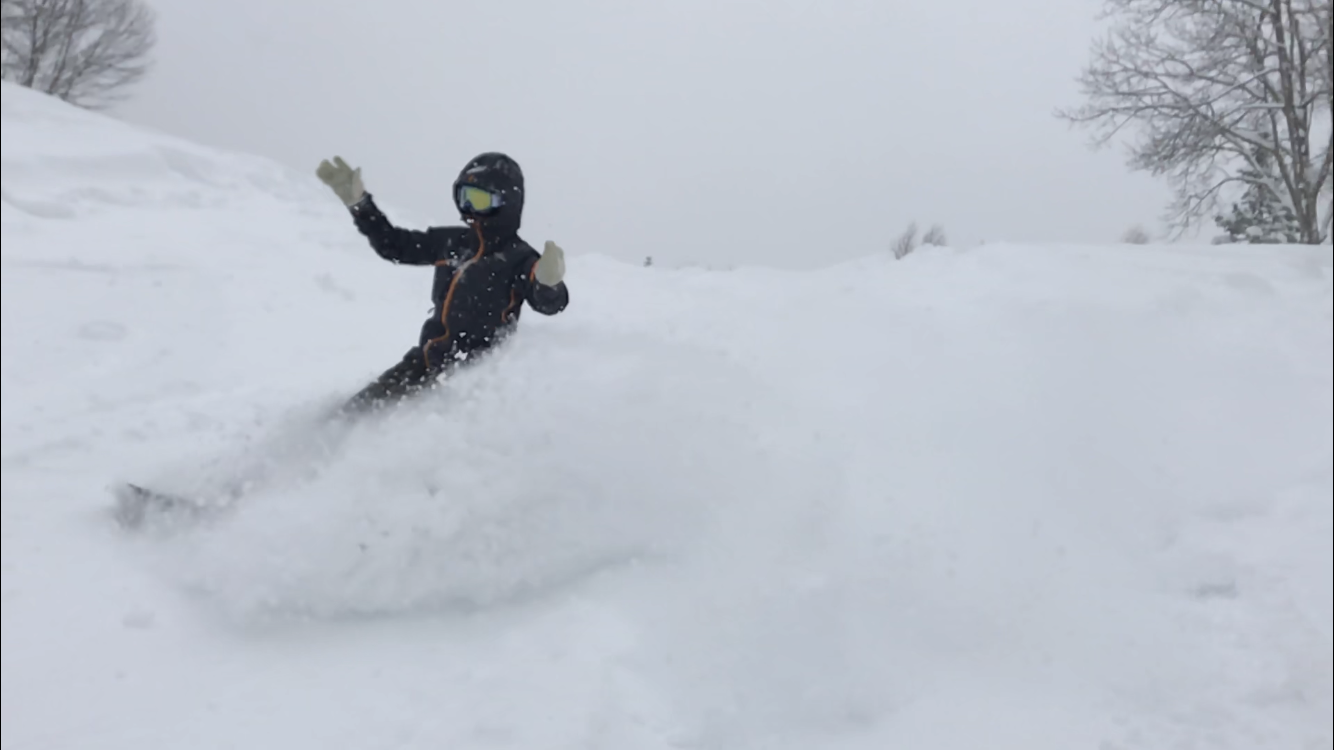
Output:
[347,152,569,370]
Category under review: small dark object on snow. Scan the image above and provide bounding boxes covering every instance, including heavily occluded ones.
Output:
[112,483,215,530]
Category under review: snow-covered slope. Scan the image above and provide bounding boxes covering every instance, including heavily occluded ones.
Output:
[3,81,1331,750]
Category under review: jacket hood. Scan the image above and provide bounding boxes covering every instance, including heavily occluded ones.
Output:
[452,152,524,236]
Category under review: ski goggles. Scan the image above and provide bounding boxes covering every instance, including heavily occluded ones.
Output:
[457,184,503,213]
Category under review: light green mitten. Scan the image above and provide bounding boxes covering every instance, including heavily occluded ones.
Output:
[315,156,366,207]
[534,240,566,286]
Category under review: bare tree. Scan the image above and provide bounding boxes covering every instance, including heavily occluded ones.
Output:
[891,222,918,260]
[921,224,948,246]
[1122,224,1152,243]
[0,0,21,64]
[1058,0,1332,244]
[1,0,155,110]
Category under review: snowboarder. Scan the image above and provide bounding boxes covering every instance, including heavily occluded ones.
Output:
[315,152,570,413]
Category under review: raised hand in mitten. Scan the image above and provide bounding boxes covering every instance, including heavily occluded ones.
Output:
[315,156,366,207]
[534,240,566,286]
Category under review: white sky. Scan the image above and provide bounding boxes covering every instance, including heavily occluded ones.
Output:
[116,0,1171,269]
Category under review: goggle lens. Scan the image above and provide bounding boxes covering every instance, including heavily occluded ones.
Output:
[458,185,501,213]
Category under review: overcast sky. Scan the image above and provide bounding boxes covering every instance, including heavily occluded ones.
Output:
[115,0,1170,269]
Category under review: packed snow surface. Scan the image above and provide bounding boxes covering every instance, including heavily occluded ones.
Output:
[3,81,1331,749]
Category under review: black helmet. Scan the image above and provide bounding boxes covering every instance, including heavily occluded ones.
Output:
[453,152,524,233]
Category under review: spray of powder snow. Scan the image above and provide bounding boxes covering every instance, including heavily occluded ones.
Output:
[133,329,839,622]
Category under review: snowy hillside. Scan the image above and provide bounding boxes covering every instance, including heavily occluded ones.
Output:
[2,81,1331,750]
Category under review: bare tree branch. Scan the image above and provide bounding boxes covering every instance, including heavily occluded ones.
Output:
[891,222,918,260]
[921,224,948,246]
[1058,0,1332,243]
[1,0,154,110]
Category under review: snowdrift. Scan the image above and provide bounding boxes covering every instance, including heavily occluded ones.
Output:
[3,81,1332,750]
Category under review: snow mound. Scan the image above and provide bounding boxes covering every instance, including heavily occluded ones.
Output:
[2,80,321,222]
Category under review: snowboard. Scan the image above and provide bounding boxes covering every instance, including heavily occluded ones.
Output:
[112,482,225,530]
